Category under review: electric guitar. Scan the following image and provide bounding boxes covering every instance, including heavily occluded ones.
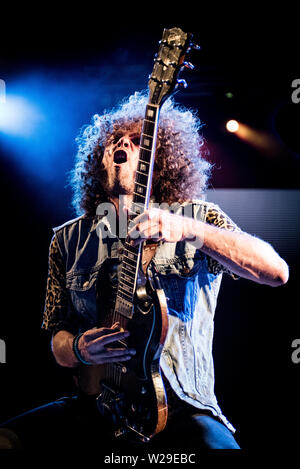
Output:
[78,27,198,443]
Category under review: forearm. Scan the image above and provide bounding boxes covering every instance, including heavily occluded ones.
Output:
[51,330,79,368]
[193,219,289,286]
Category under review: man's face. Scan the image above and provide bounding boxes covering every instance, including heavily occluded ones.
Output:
[102,130,140,197]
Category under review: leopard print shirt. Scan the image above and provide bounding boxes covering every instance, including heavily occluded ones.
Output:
[42,205,240,333]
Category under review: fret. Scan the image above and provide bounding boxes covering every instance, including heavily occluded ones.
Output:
[135,183,146,196]
[117,285,133,299]
[133,191,146,200]
[115,293,132,304]
[120,272,135,284]
[141,134,152,147]
[136,169,147,176]
[119,277,135,291]
[117,292,132,308]
[123,257,137,268]
[123,253,138,264]
[135,181,147,188]
[141,131,153,140]
[116,291,133,304]
[124,244,139,255]
[124,250,138,261]
[145,105,157,122]
[120,261,137,272]
[136,174,148,190]
[131,202,144,215]
[133,193,146,205]
[122,264,136,275]
[120,278,135,291]
[119,286,134,300]
[140,145,152,152]
[124,242,140,255]
[142,120,155,136]
[139,148,151,162]
[119,281,134,293]
[138,162,149,176]
[136,172,148,186]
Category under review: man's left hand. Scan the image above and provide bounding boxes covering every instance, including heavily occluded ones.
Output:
[127,208,197,246]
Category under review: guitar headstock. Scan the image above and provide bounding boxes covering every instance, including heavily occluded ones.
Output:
[148,27,199,106]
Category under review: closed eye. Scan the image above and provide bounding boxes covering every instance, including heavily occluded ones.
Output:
[112,133,123,145]
[131,135,141,146]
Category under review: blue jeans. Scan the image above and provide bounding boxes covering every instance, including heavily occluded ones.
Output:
[0,395,240,450]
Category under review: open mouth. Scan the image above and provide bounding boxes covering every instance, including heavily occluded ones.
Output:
[113,150,127,164]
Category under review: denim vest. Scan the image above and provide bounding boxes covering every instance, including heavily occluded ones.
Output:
[53,200,235,433]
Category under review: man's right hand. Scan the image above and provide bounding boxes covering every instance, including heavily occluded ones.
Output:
[76,322,136,365]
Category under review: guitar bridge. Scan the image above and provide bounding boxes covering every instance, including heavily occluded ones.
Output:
[97,383,151,443]
[96,382,125,423]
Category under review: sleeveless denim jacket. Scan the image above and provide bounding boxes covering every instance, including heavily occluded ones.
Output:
[53,200,235,433]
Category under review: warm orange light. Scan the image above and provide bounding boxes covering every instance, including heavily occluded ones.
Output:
[226,119,239,133]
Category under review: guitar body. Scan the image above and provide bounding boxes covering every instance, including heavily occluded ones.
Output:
[77,258,169,442]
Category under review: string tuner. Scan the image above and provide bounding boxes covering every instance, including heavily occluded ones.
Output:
[176,79,188,89]
[183,61,195,69]
[187,43,201,53]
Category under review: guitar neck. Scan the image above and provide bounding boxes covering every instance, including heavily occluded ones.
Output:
[114,103,160,320]
[130,103,160,217]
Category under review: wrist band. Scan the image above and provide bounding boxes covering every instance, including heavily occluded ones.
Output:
[72,333,92,366]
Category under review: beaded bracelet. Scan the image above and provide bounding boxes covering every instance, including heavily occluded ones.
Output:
[72,333,92,366]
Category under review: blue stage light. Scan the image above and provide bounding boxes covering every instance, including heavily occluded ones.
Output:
[0,64,149,215]
[0,95,43,137]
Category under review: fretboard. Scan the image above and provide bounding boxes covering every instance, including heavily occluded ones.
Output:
[114,103,160,319]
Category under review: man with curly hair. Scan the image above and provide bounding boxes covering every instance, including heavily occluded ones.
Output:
[0,92,289,450]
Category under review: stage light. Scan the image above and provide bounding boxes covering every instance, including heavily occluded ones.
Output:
[224,119,282,157]
[0,95,42,137]
[0,66,150,214]
[226,119,239,133]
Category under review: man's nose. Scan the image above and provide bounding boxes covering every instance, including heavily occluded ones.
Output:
[117,136,130,148]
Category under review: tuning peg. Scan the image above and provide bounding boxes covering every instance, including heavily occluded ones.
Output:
[187,43,201,53]
[176,79,188,89]
[183,61,195,70]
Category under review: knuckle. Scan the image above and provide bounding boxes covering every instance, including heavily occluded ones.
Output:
[148,208,157,219]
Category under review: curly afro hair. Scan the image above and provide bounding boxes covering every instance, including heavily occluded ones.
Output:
[69,90,212,216]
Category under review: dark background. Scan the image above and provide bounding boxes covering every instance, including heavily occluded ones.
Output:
[0,5,299,454]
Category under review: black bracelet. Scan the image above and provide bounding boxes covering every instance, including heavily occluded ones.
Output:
[72,333,92,366]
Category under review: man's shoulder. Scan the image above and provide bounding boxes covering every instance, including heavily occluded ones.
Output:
[181,198,222,221]
[53,214,96,234]
[152,198,223,222]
